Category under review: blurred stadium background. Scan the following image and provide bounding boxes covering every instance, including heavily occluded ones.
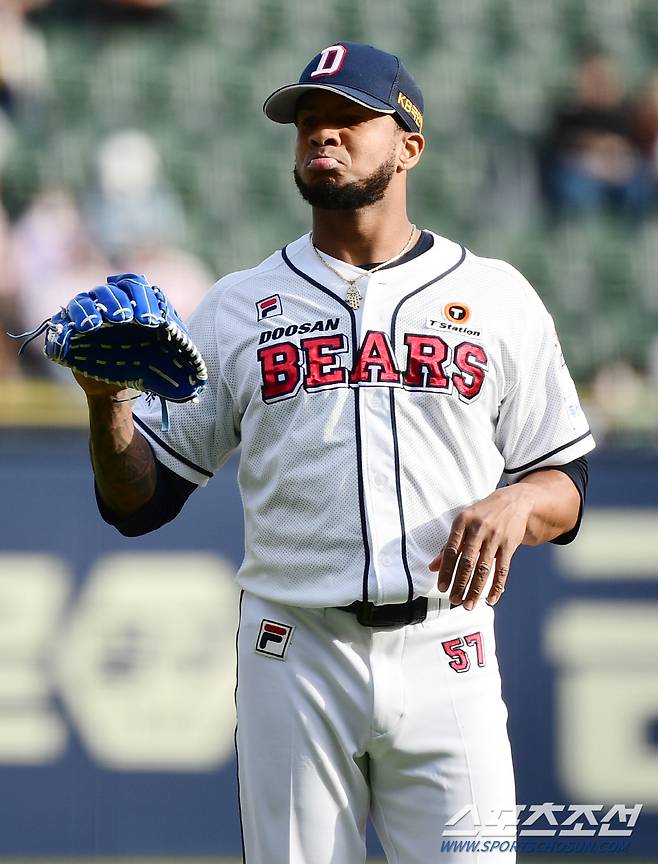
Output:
[0,0,656,861]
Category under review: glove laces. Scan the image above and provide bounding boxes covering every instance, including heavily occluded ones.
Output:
[7,318,52,355]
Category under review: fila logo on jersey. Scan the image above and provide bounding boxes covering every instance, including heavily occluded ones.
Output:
[257,330,488,404]
[256,295,283,320]
[256,619,294,660]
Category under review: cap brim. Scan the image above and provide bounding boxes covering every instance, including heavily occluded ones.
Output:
[263,83,395,123]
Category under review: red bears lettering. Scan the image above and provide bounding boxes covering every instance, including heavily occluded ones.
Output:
[403,334,450,390]
[301,334,349,390]
[452,342,487,401]
[258,332,488,402]
[257,342,303,403]
[350,331,401,385]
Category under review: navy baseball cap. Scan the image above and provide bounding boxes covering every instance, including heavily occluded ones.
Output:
[263,41,424,134]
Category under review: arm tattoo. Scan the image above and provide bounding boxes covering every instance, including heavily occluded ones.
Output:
[88,397,157,518]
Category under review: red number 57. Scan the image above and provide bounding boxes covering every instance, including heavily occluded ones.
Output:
[441,632,485,672]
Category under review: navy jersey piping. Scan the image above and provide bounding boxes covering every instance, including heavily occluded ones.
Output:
[505,430,593,474]
[133,415,214,479]
[234,590,246,863]
[281,245,353,312]
[281,245,372,603]
[390,245,467,605]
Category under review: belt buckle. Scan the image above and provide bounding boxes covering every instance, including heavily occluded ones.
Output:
[351,597,429,627]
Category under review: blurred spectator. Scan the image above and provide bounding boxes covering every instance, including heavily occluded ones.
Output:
[588,359,658,439]
[8,168,212,381]
[87,130,185,260]
[630,71,658,174]
[30,0,173,26]
[0,106,19,379]
[11,186,110,374]
[86,130,212,319]
[105,0,172,8]
[0,197,20,379]
[117,244,215,322]
[540,51,655,220]
[0,0,50,118]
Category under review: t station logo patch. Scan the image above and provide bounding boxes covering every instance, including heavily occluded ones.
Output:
[255,619,294,660]
[444,302,470,324]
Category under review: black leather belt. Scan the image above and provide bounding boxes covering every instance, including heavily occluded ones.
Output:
[338,596,428,627]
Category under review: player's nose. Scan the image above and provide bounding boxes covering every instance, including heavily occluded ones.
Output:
[308,124,341,147]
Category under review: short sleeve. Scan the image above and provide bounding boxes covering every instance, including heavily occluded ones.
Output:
[496,297,595,483]
[132,285,240,486]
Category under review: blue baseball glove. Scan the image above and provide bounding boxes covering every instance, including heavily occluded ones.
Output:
[17,273,207,431]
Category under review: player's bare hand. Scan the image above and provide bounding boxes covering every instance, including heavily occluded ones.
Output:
[72,370,126,399]
[428,485,535,610]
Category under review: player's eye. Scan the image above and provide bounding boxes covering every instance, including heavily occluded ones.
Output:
[346,112,373,128]
[295,111,364,132]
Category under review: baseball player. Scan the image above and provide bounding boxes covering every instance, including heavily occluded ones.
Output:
[73,42,594,863]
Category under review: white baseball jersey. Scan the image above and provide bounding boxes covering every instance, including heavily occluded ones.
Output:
[134,231,595,608]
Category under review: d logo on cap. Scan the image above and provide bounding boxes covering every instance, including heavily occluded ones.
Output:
[311,44,347,78]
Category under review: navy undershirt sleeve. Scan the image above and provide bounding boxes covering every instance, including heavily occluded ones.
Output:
[537,454,589,545]
[96,455,197,537]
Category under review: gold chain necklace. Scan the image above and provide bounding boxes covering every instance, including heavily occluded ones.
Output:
[311,225,417,310]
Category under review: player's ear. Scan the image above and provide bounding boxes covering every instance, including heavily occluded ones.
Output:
[398,131,424,172]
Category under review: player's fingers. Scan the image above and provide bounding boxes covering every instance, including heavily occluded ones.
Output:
[449,540,481,606]
[436,520,466,592]
[90,285,134,324]
[67,293,103,332]
[463,546,496,611]
[486,549,512,606]
[108,273,164,327]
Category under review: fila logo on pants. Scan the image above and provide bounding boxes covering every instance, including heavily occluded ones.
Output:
[256,619,294,660]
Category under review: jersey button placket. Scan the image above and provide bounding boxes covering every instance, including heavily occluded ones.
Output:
[357,281,406,605]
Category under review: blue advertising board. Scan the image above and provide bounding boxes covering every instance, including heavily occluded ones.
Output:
[0,430,656,856]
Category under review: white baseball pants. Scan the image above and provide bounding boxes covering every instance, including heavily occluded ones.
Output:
[235,592,516,863]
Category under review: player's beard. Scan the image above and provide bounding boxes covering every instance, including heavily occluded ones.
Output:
[293,152,397,210]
